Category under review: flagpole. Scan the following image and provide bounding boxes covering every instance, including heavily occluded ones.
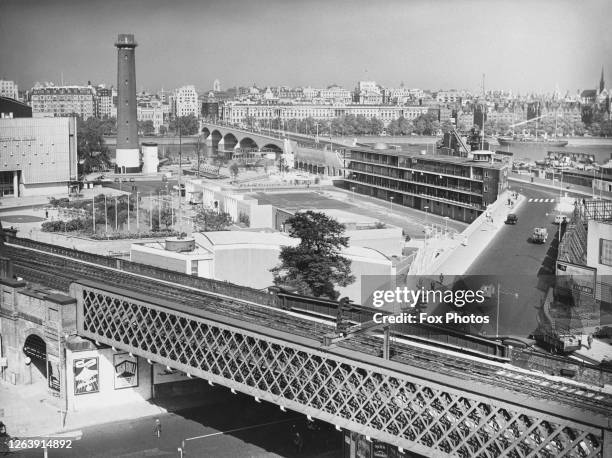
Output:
[104,195,108,233]
[92,195,95,234]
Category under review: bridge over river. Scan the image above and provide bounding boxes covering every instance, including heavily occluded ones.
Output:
[1,235,610,457]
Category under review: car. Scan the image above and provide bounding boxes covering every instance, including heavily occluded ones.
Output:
[553,215,568,224]
[129,177,135,182]
[505,214,518,224]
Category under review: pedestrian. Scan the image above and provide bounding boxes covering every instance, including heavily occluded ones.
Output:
[153,418,162,438]
[45,209,49,219]
[587,335,593,350]
[293,431,304,454]
[439,273,444,285]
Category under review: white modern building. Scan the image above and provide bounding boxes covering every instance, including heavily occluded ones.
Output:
[174,85,199,117]
[0,117,78,196]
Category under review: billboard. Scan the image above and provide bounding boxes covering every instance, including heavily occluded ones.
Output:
[74,357,99,395]
[113,353,138,389]
[556,261,596,296]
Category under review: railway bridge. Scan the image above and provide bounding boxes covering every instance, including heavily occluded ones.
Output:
[1,236,611,457]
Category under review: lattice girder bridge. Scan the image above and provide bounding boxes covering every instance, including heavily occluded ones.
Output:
[71,280,609,457]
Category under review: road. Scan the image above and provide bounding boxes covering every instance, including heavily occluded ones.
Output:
[16,389,341,458]
[460,182,583,337]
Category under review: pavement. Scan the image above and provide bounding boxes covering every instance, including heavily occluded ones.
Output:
[420,190,526,276]
[0,379,200,439]
[509,172,612,199]
[1,379,342,458]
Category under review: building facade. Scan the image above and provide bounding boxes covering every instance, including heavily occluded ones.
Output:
[221,103,430,127]
[174,85,199,117]
[342,146,508,223]
[0,117,78,196]
[0,80,19,100]
[94,87,114,119]
[30,86,95,119]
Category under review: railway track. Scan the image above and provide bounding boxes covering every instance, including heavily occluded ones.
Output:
[6,243,612,418]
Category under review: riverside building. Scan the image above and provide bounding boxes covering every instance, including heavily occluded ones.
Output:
[342,144,508,223]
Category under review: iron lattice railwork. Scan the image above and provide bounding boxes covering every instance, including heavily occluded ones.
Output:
[73,283,605,457]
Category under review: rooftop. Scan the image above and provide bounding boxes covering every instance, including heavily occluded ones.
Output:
[350,146,508,169]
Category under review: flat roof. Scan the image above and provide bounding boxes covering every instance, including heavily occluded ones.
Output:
[350,146,507,169]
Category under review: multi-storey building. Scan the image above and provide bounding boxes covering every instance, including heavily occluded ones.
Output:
[343,145,508,223]
[221,103,430,127]
[319,86,352,104]
[30,85,96,119]
[174,85,198,117]
[94,87,114,119]
[0,80,19,100]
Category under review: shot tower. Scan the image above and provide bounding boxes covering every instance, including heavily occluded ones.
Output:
[115,34,140,173]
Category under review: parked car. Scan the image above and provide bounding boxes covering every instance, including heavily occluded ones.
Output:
[553,214,568,224]
[505,214,518,224]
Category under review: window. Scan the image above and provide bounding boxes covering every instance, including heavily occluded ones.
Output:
[600,239,612,266]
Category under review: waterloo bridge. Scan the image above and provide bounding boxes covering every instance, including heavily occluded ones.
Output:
[0,232,611,457]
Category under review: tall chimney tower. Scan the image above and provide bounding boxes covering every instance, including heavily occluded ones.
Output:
[115,34,140,173]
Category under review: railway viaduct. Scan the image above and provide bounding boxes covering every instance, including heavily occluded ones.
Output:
[0,235,611,457]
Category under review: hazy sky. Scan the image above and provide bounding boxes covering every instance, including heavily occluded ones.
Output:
[1,0,611,94]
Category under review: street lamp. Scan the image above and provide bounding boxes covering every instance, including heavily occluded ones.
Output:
[351,186,356,202]
[444,216,449,234]
[424,206,430,231]
[494,283,519,338]
[390,196,394,211]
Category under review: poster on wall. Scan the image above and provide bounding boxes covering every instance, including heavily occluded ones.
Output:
[73,357,99,395]
[113,353,138,389]
[47,354,60,392]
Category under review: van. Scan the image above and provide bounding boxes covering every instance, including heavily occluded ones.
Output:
[553,215,568,224]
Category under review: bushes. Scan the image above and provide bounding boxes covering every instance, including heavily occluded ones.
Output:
[238,212,250,227]
[41,218,90,232]
[90,230,179,240]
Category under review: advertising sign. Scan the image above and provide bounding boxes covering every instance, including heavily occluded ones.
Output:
[556,261,596,296]
[47,354,60,392]
[73,357,99,395]
[113,353,138,389]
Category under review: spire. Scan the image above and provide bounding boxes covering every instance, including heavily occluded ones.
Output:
[600,66,605,94]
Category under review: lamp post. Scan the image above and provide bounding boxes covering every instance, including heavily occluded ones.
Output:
[495,282,519,338]
[424,206,430,231]
[390,196,394,211]
[136,192,139,231]
[351,186,356,202]
[444,216,449,235]
[104,194,108,233]
[92,195,96,234]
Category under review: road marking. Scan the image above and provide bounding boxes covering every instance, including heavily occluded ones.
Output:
[528,198,555,203]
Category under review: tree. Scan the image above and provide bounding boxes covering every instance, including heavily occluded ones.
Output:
[170,115,199,135]
[270,211,355,300]
[229,162,240,180]
[159,125,168,136]
[138,120,155,136]
[77,117,111,174]
[194,208,232,232]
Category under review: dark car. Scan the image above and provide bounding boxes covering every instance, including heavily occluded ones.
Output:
[505,214,518,224]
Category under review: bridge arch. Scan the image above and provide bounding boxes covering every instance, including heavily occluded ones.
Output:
[261,143,283,154]
[210,130,223,148]
[239,137,260,150]
[222,133,239,150]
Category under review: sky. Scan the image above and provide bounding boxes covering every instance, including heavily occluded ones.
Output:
[1,0,611,94]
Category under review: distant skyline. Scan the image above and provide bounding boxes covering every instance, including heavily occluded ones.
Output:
[1,0,611,94]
